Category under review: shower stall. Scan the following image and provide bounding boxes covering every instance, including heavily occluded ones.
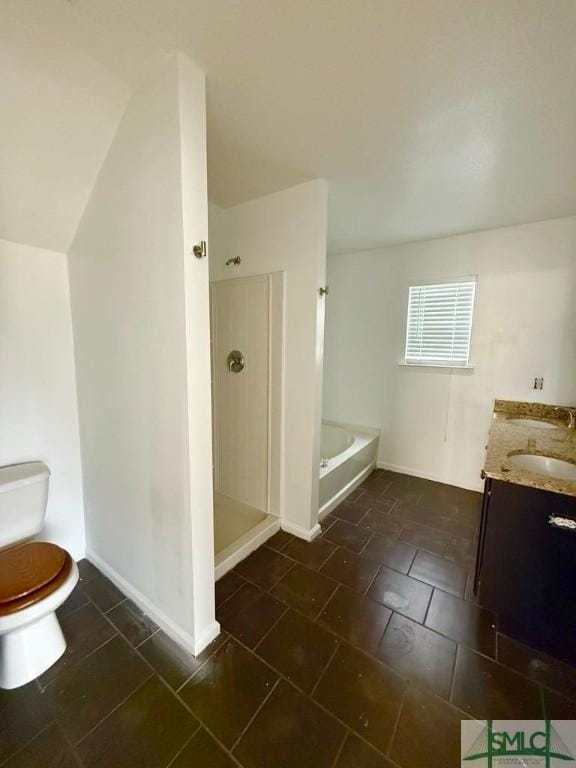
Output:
[210,272,284,578]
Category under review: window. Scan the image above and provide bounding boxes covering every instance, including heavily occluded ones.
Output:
[404,279,476,367]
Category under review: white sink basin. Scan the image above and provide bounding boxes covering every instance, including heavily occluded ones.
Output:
[506,418,558,429]
[509,453,576,480]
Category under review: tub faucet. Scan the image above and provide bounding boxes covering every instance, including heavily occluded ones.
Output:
[555,406,576,429]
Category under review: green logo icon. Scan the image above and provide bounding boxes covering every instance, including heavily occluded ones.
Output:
[463,720,574,766]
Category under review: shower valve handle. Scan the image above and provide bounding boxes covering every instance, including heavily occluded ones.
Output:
[227,350,245,373]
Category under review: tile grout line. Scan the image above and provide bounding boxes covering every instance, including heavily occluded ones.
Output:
[445,639,460,710]
[219,522,546,715]
[103,597,128,614]
[55,713,94,768]
[448,643,460,705]
[105,602,160,648]
[252,606,290,653]
[214,573,250,612]
[28,494,501,765]
[164,728,200,768]
[230,678,281,754]
[329,728,350,768]
[313,581,341,623]
[30,492,482,768]
[37,630,120,694]
[309,639,341,699]
[233,540,348,623]
[73,673,153,749]
[230,633,399,765]
[0,723,56,768]
[135,626,161,649]
[272,559,298,588]
[362,562,383,597]
[404,544,419,574]
[86,613,245,768]
[353,535,376,558]
[264,531,294,553]
[215,583,244,611]
[171,700,244,768]
[386,681,409,758]
[174,635,230,694]
[56,595,91,621]
[491,643,576,704]
[255,532,489,666]
[421,586,434,626]
[153,648,248,768]
[318,544,342,571]
[451,631,572,706]
[164,678,246,768]
[74,484,480,764]
[93,596,218,701]
[229,593,407,701]
[316,545,339,573]
[264,560,341,629]
[275,513,453,597]
[234,555,297,594]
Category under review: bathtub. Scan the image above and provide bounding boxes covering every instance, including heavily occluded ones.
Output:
[319,421,379,519]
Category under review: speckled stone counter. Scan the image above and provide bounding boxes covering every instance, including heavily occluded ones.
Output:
[483,399,576,497]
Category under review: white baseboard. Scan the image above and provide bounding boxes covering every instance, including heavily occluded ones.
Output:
[376,461,483,493]
[86,548,220,657]
[193,620,221,655]
[281,520,321,541]
[318,461,375,521]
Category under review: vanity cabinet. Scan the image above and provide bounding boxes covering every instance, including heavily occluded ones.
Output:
[476,478,576,664]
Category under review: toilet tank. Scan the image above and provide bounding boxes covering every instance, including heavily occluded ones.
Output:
[0,462,50,550]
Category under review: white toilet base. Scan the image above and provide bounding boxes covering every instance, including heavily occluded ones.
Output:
[0,560,78,690]
[0,611,66,689]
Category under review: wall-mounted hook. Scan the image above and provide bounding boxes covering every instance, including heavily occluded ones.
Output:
[318,286,329,297]
[192,240,207,259]
[226,256,242,266]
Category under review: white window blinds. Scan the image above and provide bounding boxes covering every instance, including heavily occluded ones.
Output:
[404,280,476,367]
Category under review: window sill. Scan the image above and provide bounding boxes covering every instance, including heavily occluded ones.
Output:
[398,362,475,371]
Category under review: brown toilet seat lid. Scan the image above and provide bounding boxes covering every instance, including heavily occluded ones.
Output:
[0,541,68,604]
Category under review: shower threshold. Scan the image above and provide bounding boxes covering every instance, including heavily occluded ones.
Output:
[214,493,279,580]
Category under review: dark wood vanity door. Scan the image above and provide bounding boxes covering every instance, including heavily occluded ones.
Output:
[478,479,576,664]
[473,476,490,595]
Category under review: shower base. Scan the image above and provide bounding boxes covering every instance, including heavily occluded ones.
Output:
[214,493,279,580]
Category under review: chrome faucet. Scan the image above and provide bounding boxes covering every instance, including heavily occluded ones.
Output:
[555,406,576,429]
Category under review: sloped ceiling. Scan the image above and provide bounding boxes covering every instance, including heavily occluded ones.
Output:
[3,1,576,254]
[0,1,132,253]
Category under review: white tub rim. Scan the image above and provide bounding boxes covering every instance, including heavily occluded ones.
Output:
[320,420,380,479]
[318,420,380,519]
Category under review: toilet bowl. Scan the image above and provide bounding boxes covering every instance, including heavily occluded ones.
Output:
[0,462,78,689]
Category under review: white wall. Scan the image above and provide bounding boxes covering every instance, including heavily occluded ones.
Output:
[178,54,216,648]
[209,180,328,537]
[69,52,217,654]
[0,239,85,558]
[324,217,576,491]
[0,0,130,253]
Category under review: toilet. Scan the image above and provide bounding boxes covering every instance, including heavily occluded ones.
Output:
[0,462,78,689]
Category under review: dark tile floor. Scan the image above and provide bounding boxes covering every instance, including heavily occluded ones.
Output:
[4,469,576,767]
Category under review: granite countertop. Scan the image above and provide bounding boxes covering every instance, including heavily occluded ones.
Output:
[483,399,576,497]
